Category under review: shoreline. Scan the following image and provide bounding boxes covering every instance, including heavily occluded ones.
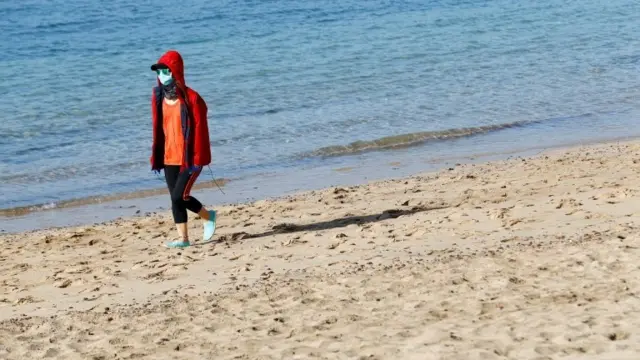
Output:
[1,134,637,234]
[0,178,230,219]
[2,139,640,358]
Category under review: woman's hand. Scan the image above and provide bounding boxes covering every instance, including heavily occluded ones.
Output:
[188,165,202,174]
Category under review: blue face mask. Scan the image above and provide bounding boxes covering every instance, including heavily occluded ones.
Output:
[156,69,173,85]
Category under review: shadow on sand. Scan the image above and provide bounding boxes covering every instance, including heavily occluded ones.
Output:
[216,203,452,243]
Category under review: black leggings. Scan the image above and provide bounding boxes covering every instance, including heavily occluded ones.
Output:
[164,165,203,224]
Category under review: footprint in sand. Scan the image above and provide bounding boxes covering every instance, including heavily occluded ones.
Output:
[555,198,582,209]
[54,279,73,288]
[488,207,512,220]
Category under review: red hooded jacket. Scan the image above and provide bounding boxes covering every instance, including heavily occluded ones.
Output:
[150,50,211,172]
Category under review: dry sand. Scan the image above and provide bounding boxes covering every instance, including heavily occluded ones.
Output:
[2,141,640,359]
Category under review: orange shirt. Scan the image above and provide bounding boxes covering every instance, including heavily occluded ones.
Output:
[162,99,184,166]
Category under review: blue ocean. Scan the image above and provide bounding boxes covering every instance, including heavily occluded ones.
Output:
[2,0,640,227]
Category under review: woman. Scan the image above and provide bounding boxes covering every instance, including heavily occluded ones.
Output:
[149,50,216,248]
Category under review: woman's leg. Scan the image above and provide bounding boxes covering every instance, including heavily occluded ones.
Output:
[172,168,217,242]
[173,167,204,215]
[164,166,190,242]
[164,167,217,247]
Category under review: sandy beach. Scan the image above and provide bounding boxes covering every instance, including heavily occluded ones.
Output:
[2,140,640,359]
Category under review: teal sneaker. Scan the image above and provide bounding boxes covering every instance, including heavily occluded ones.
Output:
[203,210,217,242]
[165,240,191,249]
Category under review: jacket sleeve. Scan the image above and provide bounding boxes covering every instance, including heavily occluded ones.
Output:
[150,91,159,169]
[191,94,212,166]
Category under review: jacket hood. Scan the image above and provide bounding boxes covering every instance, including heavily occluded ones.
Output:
[155,50,186,88]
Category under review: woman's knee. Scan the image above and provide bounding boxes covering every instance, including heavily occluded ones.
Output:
[171,191,185,205]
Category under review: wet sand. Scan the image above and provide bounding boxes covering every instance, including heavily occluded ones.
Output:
[2,140,640,359]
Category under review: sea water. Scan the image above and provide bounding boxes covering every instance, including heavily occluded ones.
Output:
[2,0,640,222]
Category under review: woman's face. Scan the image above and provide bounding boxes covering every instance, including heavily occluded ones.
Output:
[156,68,173,85]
